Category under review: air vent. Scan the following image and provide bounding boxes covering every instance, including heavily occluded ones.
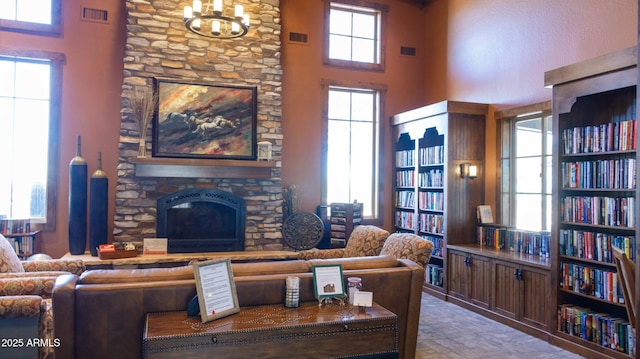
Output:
[400,46,417,56]
[81,7,109,24]
[288,32,309,45]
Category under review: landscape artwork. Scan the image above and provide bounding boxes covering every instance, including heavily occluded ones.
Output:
[152,78,257,159]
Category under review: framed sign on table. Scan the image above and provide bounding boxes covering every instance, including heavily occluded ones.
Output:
[192,258,240,323]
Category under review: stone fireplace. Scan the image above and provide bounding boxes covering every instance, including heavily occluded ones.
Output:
[113,0,284,251]
[156,188,246,253]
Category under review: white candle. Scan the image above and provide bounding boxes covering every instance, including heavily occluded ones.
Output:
[212,20,220,35]
[183,6,192,20]
[193,0,202,14]
[235,5,243,18]
[213,0,222,13]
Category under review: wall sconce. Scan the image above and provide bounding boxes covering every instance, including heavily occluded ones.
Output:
[460,163,478,179]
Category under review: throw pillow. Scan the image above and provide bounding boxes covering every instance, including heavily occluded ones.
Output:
[343,225,390,257]
[380,233,434,267]
[0,234,25,273]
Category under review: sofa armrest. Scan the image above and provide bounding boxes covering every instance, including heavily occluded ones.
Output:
[297,248,345,260]
[0,277,57,297]
[52,274,78,359]
[0,295,43,319]
[22,259,86,275]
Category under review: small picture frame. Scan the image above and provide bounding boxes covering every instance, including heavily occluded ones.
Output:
[312,264,346,299]
[193,259,240,323]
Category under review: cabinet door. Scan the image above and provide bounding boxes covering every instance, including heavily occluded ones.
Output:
[520,265,549,330]
[469,254,491,309]
[447,250,469,300]
[492,260,519,320]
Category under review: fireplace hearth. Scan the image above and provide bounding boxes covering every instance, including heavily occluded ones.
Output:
[156,188,246,253]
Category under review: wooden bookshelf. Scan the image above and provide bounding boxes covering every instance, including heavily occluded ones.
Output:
[546,46,638,358]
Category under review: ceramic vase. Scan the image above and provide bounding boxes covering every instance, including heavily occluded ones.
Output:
[89,152,108,256]
[68,136,88,255]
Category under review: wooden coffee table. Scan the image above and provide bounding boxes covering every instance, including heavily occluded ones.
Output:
[143,302,398,359]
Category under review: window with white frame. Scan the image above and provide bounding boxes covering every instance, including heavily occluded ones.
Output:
[0,0,61,34]
[324,85,382,219]
[499,105,552,231]
[0,53,60,228]
[325,0,387,71]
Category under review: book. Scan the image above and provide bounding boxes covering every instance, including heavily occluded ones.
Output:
[477,205,494,224]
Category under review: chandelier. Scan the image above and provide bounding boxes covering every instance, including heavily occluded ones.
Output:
[183,0,250,39]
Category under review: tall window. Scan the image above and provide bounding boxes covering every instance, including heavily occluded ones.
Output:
[0,0,61,34]
[324,0,387,71]
[0,52,62,229]
[498,103,552,231]
[324,85,383,219]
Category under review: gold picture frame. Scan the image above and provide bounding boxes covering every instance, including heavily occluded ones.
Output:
[193,258,240,323]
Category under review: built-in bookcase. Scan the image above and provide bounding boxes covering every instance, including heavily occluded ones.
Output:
[546,46,638,358]
[392,100,487,297]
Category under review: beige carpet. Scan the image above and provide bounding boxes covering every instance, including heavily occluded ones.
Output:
[416,293,585,358]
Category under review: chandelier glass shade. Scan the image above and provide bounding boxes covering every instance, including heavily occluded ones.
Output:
[183,0,250,39]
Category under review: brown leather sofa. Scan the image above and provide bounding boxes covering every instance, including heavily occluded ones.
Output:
[52,255,424,359]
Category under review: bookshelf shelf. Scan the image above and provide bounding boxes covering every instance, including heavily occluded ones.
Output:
[392,100,487,298]
[547,46,638,357]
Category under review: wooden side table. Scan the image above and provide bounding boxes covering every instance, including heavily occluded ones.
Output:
[143,302,398,359]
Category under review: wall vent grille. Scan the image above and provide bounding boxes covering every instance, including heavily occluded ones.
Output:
[288,32,309,45]
[400,46,417,56]
[81,7,109,23]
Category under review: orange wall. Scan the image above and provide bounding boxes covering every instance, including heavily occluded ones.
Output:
[0,0,637,256]
[0,0,126,258]
[423,0,637,212]
[281,0,427,231]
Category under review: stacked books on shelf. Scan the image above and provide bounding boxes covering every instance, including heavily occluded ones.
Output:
[423,235,443,258]
[561,119,637,154]
[560,196,635,227]
[0,218,31,234]
[476,224,551,258]
[561,158,636,189]
[558,304,635,356]
[330,202,362,247]
[395,211,415,231]
[426,263,444,287]
[1,218,34,258]
[559,261,625,304]
[559,229,635,263]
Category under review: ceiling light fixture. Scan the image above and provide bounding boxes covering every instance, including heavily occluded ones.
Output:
[183,0,250,39]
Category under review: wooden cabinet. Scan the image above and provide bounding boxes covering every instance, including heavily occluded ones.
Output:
[329,202,362,248]
[545,46,638,358]
[493,259,549,331]
[447,248,491,309]
[391,100,487,297]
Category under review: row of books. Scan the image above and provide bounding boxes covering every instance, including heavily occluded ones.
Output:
[5,235,35,256]
[418,145,444,166]
[395,190,415,208]
[418,191,444,211]
[559,229,635,263]
[423,235,443,257]
[558,304,635,355]
[561,119,637,154]
[418,213,443,235]
[561,158,636,190]
[417,169,444,188]
[560,196,635,228]
[394,211,416,230]
[396,169,415,187]
[560,261,623,304]
[0,218,31,234]
[425,264,444,287]
[476,226,551,258]
[395,150,415,167]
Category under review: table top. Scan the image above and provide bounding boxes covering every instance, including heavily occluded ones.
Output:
[144,302,397,339]
[63,250,300,266]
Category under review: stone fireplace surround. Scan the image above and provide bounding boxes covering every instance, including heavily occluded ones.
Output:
[113,0,284,251]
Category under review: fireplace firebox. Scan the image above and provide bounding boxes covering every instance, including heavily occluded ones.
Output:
[156,188,246,253]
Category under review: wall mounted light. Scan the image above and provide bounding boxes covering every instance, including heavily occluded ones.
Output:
[460,163,478,180]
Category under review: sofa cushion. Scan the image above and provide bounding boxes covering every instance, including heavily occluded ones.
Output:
[343,225,390,257]
[307,255,398,270]
[380,233,433,267]
[0,234,24,273]
[79,265,195,284]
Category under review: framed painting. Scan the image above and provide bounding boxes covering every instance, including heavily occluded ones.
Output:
[152,78,257,159]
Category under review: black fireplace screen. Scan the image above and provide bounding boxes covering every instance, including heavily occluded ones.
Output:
[156,188,245,253]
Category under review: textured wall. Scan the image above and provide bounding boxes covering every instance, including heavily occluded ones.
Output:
[115,0,284,250]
